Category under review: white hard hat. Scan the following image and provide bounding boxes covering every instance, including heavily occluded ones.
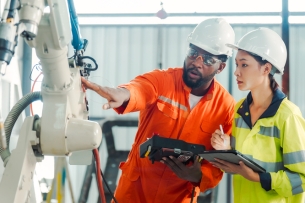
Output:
[187,18,235,57]
[226,27,287,75]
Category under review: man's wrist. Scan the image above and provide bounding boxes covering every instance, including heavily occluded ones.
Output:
[190,178,201,187]
[192,172,202,184]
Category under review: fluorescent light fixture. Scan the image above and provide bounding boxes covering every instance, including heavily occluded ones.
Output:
[73,0,283,14]
[78,16,283,25]
[289,16,305,24]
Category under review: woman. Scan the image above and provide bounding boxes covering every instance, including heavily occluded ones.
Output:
[211,27,305,203]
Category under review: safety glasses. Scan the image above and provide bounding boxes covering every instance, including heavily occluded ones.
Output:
[187,48,222,66]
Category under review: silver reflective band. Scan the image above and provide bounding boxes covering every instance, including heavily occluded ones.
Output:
[259,126,280,139]
[284,150,305,165]
[158,96,188,111]
[252,158,284,172]
[230,136,236,149]
[235,117,250,129]
[286,171,304,195]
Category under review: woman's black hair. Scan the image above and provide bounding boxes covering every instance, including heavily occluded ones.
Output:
[248,52,279,92]
[268,74,279,92]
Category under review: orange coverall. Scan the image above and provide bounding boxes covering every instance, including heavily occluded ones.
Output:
[112,68,235,203]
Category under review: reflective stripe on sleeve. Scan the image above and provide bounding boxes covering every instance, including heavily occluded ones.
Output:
[284,150,305,165]
[286,170,304,194]
[158,96,188,111]
[243,154,285,172]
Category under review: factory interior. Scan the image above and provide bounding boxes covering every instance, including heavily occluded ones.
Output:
[0,0,305,203]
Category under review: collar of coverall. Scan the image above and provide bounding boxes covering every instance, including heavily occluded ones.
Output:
[183,78,215,101]
[237,88,286,129]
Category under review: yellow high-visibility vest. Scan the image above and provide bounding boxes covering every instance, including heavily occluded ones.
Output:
[231,90,305,203]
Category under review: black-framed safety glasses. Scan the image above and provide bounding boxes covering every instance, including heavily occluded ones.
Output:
[187,48,222,66]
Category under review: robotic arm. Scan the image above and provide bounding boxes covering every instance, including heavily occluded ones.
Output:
[0,0,102,202]
[0,0,18,75]
[23,0,98,155]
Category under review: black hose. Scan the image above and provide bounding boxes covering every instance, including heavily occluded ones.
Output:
[190,186,195,203]
[78,156,96,203]
[100,168,118,203]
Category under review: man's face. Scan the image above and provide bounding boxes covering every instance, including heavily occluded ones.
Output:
[183,45,222,89]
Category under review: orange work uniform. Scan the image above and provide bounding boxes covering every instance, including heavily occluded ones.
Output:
[112,68,235,203]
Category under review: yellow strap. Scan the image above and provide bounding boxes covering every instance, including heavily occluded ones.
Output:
[144,146,152,157]
[6,18,13,23]
[57,172,62,202]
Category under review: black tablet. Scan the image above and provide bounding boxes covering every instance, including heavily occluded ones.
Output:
[199,150,266,173]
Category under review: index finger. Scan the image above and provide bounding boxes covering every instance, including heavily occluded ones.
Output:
[168,156,187,168]
[81,77,109,96]
[81,77,99,91]
[193,156,203,167]
[214,129,222,136]
[212,132,224,143]
[214,158,230,165]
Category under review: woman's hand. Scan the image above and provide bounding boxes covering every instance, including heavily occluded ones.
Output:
[211,129,231,150]
[211,159,260,182]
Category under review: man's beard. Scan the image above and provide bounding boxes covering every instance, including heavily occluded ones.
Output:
[182,63,217,89]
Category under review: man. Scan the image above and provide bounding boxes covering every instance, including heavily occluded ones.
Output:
[82,18,236,203]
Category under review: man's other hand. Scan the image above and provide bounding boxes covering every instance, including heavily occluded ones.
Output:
[161,155,202,183]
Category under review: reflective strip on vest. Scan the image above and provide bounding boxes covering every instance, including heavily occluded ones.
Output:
[235,117,250,129]
[231,136,236,149]
[259,126,280,138]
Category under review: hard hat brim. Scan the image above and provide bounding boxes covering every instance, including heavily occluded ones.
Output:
[190,41,223,56]
[225,43,284,75]
[225,43,239,50]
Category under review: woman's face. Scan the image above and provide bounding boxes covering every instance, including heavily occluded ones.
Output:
[234,50,266,91]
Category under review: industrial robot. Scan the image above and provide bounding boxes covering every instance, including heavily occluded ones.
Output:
[0,0,102,202]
